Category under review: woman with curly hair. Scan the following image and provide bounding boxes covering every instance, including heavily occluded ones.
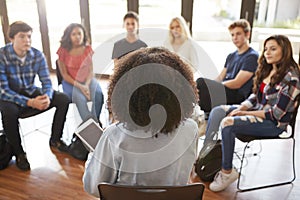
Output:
[83,47,199,197]
[56,23,103,124]
[202,35,300,192]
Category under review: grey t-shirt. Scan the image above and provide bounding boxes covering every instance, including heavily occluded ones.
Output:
[111,38,147,59]
[83,118,198,197]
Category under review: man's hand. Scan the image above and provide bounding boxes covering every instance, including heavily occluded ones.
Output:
[29,94,50,110]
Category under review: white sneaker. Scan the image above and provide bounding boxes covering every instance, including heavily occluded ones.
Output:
[209,169,239,192]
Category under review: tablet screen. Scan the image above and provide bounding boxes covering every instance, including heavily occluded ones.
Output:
[74,118,103,151]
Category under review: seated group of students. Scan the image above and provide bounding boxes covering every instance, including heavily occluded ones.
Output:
[0,11,299,198]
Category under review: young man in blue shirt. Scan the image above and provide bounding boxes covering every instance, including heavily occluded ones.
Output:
[0,21,71,171]
[197,19,259,113]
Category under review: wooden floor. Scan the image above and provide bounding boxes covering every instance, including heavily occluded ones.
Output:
[1,75,300,199]
[1,112,300,200]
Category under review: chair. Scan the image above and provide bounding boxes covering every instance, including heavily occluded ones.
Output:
[0,103,55,150]
[98,183,205,200]
[235,95,300,192]
[55,60,64,92]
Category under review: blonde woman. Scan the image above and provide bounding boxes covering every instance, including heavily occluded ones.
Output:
[164,16,199,73]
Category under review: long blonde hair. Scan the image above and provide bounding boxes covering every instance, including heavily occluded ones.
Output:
[168,16,191,44]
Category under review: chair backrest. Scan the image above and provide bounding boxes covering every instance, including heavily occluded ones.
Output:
[289,94,300,138]
[98,183,205,200]
[55,60,63,86]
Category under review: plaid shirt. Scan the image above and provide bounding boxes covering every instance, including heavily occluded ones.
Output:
[0,43,53,107]
[242,67,300,130]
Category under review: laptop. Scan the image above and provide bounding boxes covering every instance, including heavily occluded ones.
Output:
[74,118,103,152]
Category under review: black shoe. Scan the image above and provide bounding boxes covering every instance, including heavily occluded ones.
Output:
[49,139,69,153]
[16,153,30,171]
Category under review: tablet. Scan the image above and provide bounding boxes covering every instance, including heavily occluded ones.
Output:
[74,118,103,152]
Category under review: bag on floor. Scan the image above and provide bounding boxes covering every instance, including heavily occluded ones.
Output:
[194,139,222,182]
[69,134,89,161]
[0,134,13,170]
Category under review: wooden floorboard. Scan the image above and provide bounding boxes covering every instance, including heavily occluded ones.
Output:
[1,75,300,199]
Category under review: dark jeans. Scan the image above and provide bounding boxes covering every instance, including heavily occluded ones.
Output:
[0,90,70,155]
[196,77,246,113]
[205,105,283,170]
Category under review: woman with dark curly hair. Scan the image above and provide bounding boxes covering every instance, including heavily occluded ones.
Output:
[83,47,199,197]
[203,35,300,192]
[56,23,103,124]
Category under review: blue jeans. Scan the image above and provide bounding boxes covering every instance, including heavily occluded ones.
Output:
[62,78,104,122]
[205,105,284,170]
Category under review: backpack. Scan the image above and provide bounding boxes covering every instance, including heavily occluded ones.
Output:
[0,134,13,170]
[68,134,89,161]
[194,139,222,182]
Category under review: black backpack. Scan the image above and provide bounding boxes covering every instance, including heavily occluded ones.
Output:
[0,134,13,170]
[194,139,222,182]
[68,134,89,161]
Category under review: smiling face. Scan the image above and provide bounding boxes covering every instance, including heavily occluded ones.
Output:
[70,26,84,47]
[11,31,32,57]
[264,39,283,65]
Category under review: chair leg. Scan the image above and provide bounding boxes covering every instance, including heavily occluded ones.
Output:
[237,142,249,191]
[19,124,27,151]
[237,138,296,192]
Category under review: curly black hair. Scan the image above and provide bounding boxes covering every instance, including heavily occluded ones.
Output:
[107,47,198,134]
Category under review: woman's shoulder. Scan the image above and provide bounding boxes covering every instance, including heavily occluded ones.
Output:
[284,67,300,82]
[84,45,94,55]
[56,46,68,56]
[179,118,198,131]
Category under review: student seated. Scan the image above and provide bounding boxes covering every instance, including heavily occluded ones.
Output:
[204,35,300,192]
[56,23,104,124]
[0,21,70,171]
[111,11,147,65]
[83,47,199,197]
[196,19,259,113]
[163,16,199,73]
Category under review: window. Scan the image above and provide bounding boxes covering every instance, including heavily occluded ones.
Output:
[6,0,42,50]
[0,22,4,46]
[139,0,181,29]
[192,0,242,41]
[89,0,127,46]
[45,0,81,68]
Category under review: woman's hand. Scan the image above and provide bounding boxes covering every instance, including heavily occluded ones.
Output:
[228,109,248,117]
[75,81,91,101]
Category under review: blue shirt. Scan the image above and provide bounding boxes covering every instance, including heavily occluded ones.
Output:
[0,43,53,107]
[224,47,258,98]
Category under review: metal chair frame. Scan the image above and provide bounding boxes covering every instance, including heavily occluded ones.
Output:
[235,97,299,192]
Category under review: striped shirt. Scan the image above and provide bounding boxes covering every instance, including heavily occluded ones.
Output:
[241,67,300,130]
[0,43,53,107]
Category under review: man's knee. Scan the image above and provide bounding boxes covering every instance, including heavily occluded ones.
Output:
[53,91,71,107]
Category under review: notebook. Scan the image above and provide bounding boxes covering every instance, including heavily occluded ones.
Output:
[74,118,103,152]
